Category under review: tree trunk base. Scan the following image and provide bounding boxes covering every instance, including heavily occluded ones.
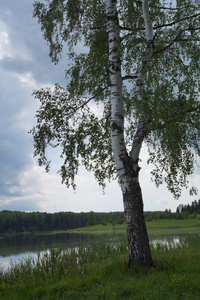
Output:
[123,178,153,268]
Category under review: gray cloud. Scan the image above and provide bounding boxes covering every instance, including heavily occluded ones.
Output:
[0,57,31,74]
[0,198,41,212]
[0,71,32,197]
[0,1,68,201]
[0,1,67,85]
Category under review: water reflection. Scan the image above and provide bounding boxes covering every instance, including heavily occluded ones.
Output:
[0,233,91,257]
[0,251,38,274]
[150,237,181,248]
[0,231,127,257]
[0,232,182,274]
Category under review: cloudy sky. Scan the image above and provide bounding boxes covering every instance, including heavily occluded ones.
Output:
[0,0,199,213]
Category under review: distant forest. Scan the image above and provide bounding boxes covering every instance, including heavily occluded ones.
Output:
[0,199,199,234]
[0,210,125,233]
[176,199,200,214]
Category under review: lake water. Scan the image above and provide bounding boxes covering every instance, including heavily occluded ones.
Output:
[0,231,182,274]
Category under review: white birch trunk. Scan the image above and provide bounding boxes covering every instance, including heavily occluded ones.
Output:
[130,0,154,167]
[105,0,129,193]
[106,0,153,267]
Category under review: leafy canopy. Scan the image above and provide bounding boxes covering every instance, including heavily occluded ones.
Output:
[31,0,200,197]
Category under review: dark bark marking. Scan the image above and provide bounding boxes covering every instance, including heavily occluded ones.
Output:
[119,155,141,178]
[136,78,143,87]
[111,120,123,133]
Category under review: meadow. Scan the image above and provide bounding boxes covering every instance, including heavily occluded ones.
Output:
[72,216,200,237]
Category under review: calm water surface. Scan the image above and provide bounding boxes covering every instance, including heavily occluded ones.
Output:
[0,231,182,273]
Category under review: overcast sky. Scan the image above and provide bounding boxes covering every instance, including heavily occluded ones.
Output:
[0,1,199,213]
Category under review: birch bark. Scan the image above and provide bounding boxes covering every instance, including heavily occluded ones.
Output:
[106,0,129,192]
[106,0,153,266]
[130,0,154,166]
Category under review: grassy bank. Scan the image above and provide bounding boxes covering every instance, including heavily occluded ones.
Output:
[71,217,200,237]
[0,236,200,299]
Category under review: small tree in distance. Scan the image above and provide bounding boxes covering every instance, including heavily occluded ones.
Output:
[31,0,200,266]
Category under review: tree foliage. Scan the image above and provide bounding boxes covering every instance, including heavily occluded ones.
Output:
[31,0,200,198]
[32,85,115,189]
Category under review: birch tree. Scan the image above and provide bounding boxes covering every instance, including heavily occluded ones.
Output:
[31,0,200,266]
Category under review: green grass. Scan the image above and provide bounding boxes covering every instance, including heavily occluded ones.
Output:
[71,216,200,237]
[146,217,200,228]
[72,223,126,231]
[0,236,200,299]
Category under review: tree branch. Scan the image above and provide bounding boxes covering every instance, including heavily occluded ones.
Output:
[120,12,200,35]
[153,25,200,55]
[120,26,134,32]
[122,74,137,81]
[90,26,106,30]
[63,86,109,118]
[153,13,200,30]
[150,5,198,11]
[153,32,182,55]
[130,0,154,163]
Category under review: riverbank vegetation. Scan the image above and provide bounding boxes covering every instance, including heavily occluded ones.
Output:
[0,235,200,299]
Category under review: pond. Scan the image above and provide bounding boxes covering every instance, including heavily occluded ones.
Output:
[0,231,183,274]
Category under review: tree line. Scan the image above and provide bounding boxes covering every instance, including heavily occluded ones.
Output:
[176,200,200,215]
[1,201,199,234]
[0,210,125,234]
[146,200,200,221]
